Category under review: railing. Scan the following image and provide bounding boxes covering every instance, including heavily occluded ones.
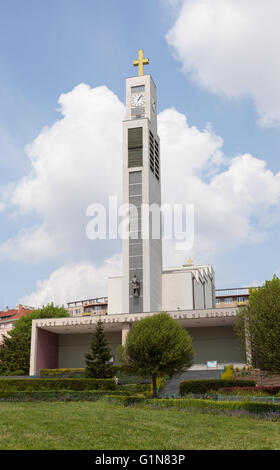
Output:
[82,310,108,317]
[67,297,108,308]
[215,287,258,297]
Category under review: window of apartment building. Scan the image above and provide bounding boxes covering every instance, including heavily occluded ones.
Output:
[237,297,245,303]
[225,297,233,303]
[216,298,221,304]
[94,306,102,311]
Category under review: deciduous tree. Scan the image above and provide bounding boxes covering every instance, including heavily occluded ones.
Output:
[235,276,280,372]
[121,312,193,397]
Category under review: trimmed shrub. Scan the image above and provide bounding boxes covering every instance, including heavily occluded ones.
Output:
[0,378,116,392]
[220,386,280,396]
[100,395,147,407]
[40,368,85,377]
[180,379,256,396]
[0,370,26,377]
[0,389,131,402]
[220,365,234,380]
[117,383,150,393]
[147,398,280,415]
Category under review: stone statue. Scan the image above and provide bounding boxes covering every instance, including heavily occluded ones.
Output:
[131,275,140,297]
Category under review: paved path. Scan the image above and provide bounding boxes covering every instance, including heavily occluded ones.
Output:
[160,369,223,397]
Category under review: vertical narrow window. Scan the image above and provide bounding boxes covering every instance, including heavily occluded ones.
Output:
[149,131,154,173]
[128,127,143,167]
[154,139,160,180]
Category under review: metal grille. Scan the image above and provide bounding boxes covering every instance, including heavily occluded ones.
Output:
[128,171,143,313]
[128,128,143,167]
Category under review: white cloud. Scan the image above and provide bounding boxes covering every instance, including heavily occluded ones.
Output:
[1,83,125,262]
[158,108,280,265]
[20,254,121,308]
[166,0,280,126]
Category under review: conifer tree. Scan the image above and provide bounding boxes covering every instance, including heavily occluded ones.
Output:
[84,319,116,378]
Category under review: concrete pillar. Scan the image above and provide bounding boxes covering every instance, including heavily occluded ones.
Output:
[122,322,131,346]
[29,321,38,376]
[29,321,58,375]
[244,318,252,365]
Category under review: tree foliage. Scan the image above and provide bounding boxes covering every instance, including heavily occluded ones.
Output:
[235,276,280,372]
[84,320,116,379]
[10,303,69,341]
[0,303,69,376]
[0,333,30,375]
[121,312,194,397]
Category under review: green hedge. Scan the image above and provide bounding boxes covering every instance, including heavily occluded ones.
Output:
[117,384,150,393]
[40,368,85,377]
[0,391,279,414]
[100,395,147,407]
[180,379,256,395]
[153,398,280,415]
[0,389,131,401]
[92,395,280,414]
[0,378,116,392]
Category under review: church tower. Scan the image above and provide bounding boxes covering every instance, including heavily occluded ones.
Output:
[122,50,162,313]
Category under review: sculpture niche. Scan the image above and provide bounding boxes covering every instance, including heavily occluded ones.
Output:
[131,275,140,297]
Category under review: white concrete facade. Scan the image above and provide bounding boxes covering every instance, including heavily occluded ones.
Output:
[29,307,246,375]
[109,264,215,314]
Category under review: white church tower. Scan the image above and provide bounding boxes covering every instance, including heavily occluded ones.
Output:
[122,50,162,314]
[108,50,216,315]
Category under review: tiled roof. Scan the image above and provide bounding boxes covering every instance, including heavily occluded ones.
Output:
[0,308,33,322]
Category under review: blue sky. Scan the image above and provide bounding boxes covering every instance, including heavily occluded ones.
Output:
[0,0,280,308]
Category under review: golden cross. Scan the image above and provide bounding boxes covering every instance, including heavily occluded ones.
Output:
[133,49,149,76]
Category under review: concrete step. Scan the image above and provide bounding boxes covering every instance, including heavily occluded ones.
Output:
[160,369,223,397]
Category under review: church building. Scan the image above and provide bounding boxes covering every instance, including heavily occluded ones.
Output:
[29,51,248,375]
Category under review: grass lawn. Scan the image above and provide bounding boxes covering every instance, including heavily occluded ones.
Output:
[0,401,279,450]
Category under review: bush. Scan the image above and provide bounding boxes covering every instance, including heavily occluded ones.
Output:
[180,379,256,396]
[40,368,85,377]
[220,386,280,396]
[220,365,234,380]
[0,389,131,402]
[0,370,26,377]
[100,395,148,407]
[147,398,280,415]
[0,378,116,393]
[117,383,150,393]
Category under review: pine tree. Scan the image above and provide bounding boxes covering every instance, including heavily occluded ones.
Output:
[84,320,116,378]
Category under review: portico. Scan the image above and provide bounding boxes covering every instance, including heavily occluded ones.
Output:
[29,307,246,375]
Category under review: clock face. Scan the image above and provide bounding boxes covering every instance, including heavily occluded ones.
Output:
[131,93,145,107]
